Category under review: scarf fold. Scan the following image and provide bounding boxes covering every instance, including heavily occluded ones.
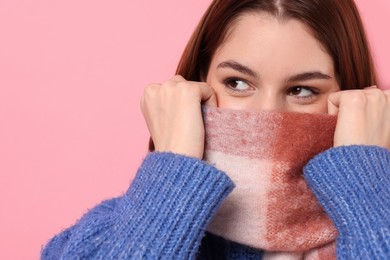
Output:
[203,106,338,260]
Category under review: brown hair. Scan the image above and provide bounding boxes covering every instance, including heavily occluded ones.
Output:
[176,0,377,89]
[150,0,377,151]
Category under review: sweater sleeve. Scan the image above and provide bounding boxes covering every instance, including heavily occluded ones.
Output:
[304,145,390,259]
[41,152,234,259]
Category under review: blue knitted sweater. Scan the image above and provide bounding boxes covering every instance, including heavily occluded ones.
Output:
[41,146,390,259]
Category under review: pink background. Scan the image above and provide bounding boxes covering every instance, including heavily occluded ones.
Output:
[0,1,389,259]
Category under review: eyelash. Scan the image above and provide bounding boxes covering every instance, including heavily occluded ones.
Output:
[223,77,319,99]
[223,77,253,94]
[286,86,319,100]
[223,78,319,104]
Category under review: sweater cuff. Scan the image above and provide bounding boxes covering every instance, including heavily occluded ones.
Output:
[119,152,234,257]
[304,145,390,233]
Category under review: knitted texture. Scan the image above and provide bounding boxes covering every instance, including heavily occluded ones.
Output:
[304,145,390,259]
[204,108,336,255]
[202,106,337,258]
[41,145,390,259]
[41,152,234,259]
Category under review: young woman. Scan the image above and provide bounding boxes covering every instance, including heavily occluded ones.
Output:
[41,0,390,259]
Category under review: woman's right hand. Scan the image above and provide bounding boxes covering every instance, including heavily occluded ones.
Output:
[140,75,217,159]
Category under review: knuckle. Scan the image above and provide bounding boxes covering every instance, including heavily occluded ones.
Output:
[385,90,390,98]
[172,75,185,81]
[176,81,192,90]
[386,91,390,107]
[144,83,159,94]
[347,91,367,105]
[364,87,381,96]
[365,88,386,102]
[176,82,198,95]
[142,83,160,101]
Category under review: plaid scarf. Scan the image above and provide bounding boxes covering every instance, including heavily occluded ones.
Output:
[203,106,338,259]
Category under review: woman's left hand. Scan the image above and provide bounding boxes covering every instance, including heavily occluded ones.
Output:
[328,86,390,149]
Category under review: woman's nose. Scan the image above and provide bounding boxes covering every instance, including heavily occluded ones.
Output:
[255,91,285,111]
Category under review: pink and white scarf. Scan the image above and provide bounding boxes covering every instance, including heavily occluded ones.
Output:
[203,106,338,259]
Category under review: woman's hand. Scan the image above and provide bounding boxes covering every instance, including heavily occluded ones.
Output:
[328,86,390,149]
[140,75,217,159]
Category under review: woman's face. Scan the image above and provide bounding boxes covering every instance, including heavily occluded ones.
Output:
[206,12,340,113]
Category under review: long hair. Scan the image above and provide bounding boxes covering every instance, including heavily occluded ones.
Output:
[150,0,377,151]
[176,0,377,89]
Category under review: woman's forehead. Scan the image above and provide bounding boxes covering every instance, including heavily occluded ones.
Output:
[212,12,334,76]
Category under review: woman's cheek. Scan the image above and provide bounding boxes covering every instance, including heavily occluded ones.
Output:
[216,94,257,110]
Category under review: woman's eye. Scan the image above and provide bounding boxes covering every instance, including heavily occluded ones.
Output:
[224,78,251,92]
[287,86,317,98]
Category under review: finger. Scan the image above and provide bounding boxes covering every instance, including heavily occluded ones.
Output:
[171,75,186,82]
[386,90,390,118]
[327,91,342,115]
[364,85,377,89]
[140,83,160,112]
[198,84,217,107]
[362,88,388,112]
[386,90,390,101]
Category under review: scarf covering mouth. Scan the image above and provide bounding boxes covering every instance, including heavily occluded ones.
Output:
[203,106,338,259]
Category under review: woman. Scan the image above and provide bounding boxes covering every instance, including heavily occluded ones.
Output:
[41,0,390,259]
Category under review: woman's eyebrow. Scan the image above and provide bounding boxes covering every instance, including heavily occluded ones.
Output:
[217,61,332,83]
[217,60,258,78]
[286,72,332,83]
